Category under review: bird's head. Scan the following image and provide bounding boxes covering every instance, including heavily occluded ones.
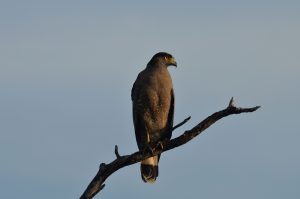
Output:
[148,52,177,67]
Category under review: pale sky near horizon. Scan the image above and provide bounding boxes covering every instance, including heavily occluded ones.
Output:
[0,1,299,198]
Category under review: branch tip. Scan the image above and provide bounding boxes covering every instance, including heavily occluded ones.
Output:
[228,97,235,108]
[172,116,191,131]
[114,145,121,159]
[253,106,261,111]
[99,163,106,171]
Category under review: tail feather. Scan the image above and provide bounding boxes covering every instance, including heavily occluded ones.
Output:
[140,156,159,183]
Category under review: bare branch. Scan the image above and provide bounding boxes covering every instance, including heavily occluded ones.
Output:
[172,116,191,131]
[79,98,260,199]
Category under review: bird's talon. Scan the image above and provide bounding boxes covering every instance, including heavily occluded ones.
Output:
[144,143,154,155]
[156,141,164,150]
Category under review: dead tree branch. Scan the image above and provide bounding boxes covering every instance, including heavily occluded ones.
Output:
[80,98,260,199]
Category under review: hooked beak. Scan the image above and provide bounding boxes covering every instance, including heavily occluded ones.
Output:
[171,58,177,67]
[172,61,177,67]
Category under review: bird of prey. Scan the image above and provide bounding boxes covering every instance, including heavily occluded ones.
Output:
[131,52,177,183]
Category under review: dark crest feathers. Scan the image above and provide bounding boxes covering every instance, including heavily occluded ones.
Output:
[148,52,173,66]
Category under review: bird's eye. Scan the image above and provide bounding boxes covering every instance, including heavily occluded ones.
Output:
[165,56,172,62]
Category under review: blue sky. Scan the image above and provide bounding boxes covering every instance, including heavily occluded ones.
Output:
[0,1,299,198]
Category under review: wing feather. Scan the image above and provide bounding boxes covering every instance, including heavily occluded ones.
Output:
[165,88,174,139]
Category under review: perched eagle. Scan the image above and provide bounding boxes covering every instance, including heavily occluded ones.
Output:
[131,52,177,183]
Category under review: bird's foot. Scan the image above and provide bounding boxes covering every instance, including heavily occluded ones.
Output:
[155,141,164,151]
[144,143,155,155]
